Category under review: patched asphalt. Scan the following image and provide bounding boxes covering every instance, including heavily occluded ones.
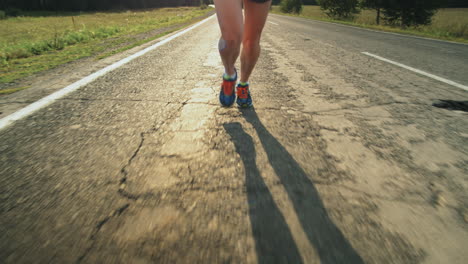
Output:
[1,14,467,264]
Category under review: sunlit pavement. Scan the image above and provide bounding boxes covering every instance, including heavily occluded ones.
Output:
[1,14,467,263]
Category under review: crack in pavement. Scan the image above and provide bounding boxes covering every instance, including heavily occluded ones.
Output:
[59,98,220,107]
[303,101,431,114]
[74,101,185,263]
[217,100,432,116]
[60,97,183,103]
[118,131,146,200]
[329,184,434,207]
[3,96,431,118]
[75,203,130,264]
[117,101,187,200]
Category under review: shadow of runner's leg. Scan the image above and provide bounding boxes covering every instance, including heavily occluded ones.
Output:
[241,108,364,264]
[224,123,303,264]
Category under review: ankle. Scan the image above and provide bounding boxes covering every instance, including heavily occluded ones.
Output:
[223,72,237,81]
[225,67,236,77]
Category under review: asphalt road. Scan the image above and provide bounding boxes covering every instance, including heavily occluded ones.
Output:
[1,13,467,264]
[269,14,468,85]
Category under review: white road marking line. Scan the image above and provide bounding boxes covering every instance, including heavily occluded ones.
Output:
[269,14,468,46]
[362,52,468,92]
[0,15,216,131]
[268,21,279,25]
[271,14,467,46]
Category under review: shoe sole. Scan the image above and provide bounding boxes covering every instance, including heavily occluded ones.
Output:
[219,86,236,107]
[237,102,252,108]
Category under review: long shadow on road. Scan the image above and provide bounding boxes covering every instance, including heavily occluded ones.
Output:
[224,122,303,264]
[224,108,364,264]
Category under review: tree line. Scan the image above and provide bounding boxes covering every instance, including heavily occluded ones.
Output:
[4,0,466,11]
[0,0,212,11]
[445,0,468,7]
[280,0,467,27]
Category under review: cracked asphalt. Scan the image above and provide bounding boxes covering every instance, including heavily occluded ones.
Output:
[1,14,468,264]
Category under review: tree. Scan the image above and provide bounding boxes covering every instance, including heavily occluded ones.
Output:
[381,0,442,27]
[280,0,303,14]
[445,0,468,8]
[360,0,383,24]
[0,0,205,11]
[318,0,359,19]
[302,0,318,4]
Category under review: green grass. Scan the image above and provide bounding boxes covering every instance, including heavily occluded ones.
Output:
[272,6,468,43]
[0,86,30,95]
[0,7,212,86]
[96,28,178,59]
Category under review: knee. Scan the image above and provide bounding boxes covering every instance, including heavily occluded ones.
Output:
[222,32,243,49]
[242,38,260,51]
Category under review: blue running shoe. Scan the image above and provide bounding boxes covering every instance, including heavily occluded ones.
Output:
[236,83,253,108]
[219,72,237,107]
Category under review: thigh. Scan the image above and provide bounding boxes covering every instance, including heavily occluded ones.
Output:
[243,0,271,41]
[214,0,244,38]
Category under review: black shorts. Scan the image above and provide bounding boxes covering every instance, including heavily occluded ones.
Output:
[250,0,271,3]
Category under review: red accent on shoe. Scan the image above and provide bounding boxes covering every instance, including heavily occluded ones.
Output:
[222,80,236,96]
[237,86,249,99]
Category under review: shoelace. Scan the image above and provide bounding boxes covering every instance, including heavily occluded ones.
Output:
[237,86,249,99]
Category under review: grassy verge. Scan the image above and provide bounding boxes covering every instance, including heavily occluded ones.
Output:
[0,86,30,95]
[271,6,468,44]
[96,28,179,60]
[0,7,213,88]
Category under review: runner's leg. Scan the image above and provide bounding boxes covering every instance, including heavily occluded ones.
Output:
[214,0,243,76]
[240,0,271,83]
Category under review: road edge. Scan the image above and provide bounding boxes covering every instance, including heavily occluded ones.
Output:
[270,13,468,46]
[0,14,217,131]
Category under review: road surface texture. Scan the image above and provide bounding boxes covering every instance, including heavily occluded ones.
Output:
[1,13,467,264]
